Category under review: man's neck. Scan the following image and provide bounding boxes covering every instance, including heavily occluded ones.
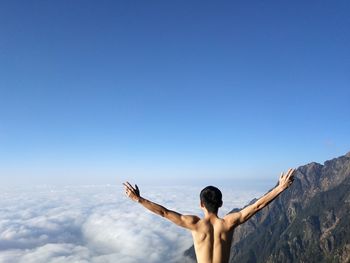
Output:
[204,211,219,220]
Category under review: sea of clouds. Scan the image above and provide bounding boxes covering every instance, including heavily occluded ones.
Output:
[0,184,262,263]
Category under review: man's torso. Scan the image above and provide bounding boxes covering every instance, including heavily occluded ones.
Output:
[191,216,234,263]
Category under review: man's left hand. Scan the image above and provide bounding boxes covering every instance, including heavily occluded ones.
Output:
[123,182,141,202]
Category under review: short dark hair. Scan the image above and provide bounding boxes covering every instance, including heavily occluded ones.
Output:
[200,186,222,213]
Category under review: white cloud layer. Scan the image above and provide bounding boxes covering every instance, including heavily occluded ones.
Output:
[0,185,261,263]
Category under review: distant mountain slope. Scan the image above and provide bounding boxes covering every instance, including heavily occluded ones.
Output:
[184,152,350,263]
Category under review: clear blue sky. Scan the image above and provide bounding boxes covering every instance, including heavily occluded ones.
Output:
[1,1,349,186]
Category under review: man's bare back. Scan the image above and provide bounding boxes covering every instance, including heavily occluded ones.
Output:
[123,168,295,263]
[191,216,234,263]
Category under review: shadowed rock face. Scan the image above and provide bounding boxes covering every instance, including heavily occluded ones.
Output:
[184,152,350,263]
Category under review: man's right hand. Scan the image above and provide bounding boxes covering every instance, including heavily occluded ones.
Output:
[278,168,295,190]
[123,182,141,202]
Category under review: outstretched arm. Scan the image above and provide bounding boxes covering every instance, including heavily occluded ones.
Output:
[224,168,295,228]
[123,182,200,230]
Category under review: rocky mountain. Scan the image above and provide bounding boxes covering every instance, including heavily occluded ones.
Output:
[184,152,350,263]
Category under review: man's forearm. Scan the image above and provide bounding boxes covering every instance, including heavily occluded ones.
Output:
[254,185,284,210]
[239,185,285,223]
[138,197,169,217]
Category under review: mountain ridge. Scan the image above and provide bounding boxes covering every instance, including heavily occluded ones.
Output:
[184,152,350,263]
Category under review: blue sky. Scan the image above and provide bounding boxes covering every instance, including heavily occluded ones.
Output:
[1,1,349,186]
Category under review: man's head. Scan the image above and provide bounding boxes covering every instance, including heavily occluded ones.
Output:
[200,186,223,213]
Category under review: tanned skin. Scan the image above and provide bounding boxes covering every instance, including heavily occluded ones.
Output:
[123,168,295,263]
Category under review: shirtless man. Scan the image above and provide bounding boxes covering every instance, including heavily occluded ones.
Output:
[123,168,295,263]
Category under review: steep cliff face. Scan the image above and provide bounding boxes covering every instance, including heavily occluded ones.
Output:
[184,152,350,263]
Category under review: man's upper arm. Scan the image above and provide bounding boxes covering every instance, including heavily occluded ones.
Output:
[164,209,200,230]
[224,204,257,228]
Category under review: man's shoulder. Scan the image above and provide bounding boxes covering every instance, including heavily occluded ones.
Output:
[222,211,242,229]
